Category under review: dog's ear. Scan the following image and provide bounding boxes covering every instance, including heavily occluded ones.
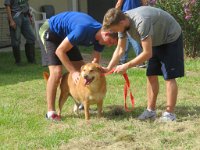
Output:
[81,64,85,71]
[95,64,104,73]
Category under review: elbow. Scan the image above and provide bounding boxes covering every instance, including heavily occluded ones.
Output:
[55,49,61,58]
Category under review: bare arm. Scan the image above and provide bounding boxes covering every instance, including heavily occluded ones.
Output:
[5,5,16,29]
[55,37,77,73]
[113,36,152,74]
[92,50,101,63]
[126,36,152,68]
[115,0,124,9]
[107,37,127,71]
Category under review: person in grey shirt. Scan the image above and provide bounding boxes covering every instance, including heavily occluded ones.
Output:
[102,6,184,121]
[4,0,36,65]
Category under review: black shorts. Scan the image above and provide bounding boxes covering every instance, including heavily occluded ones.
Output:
[146,34,184,80]
[41,29,83,66]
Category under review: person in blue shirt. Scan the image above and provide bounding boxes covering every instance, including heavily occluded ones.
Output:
[39,11,118,121]
[115,0,146,67]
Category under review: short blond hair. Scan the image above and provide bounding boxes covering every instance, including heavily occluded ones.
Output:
[103,8,126,30]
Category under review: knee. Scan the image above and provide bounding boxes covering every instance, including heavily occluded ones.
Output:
[147,76,158,83]
[50,69,62,83]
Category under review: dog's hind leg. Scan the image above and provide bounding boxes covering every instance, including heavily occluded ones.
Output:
[58,91,69,117]
[97,100,103,118]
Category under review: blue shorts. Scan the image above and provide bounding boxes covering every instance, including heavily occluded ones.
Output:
[146,34,184,80]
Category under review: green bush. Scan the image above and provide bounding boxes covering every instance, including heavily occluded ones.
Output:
[154,0,200,57]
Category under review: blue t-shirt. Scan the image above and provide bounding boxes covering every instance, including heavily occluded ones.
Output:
[48,12,104,52]
[121,0,141,12]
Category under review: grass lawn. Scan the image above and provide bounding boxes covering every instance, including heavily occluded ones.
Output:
[0,47,200,150]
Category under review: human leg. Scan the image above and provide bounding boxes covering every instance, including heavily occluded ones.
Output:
[22,15,36,63]
[156,35,184,121]
[158,78,178,121]
[10,16,22,64]
[46,65,62,120]
[147,76,159,110]
[47,65,62,112]
[39,26,63,120]
[165,79,178,113]
[25,43,36,63]
[138,46,162,120]
[138,75,158,120]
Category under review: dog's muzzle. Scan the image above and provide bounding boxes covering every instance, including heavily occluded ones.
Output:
[83,75,94,86]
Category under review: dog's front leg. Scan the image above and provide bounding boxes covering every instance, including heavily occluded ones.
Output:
[84,101,90,120]
[97,100,103,118]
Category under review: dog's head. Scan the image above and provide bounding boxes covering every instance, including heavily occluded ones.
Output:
[80,63,102,86]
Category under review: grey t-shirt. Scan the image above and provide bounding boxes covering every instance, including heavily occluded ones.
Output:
[123,6,182,46]
[4,0,29,15]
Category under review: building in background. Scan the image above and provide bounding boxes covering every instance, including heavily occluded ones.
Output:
[0,0,115,49]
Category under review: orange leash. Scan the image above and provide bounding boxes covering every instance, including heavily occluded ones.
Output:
[104,69,135,112]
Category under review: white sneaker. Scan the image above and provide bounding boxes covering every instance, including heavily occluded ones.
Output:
[138,109,156,120]
[159,112,176,122]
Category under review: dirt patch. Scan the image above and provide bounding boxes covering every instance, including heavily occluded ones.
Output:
[59,139,135,150]
[185,71,200,77]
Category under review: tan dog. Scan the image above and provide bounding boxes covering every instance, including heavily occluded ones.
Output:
[43,63,107,120]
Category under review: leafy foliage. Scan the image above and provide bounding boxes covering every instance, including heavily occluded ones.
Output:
[154,0,200,57]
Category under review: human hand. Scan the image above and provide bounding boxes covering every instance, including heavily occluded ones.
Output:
[10,20,16,29]
[114,64,128,74]
[100,66,110,73]
[72,71,80,84]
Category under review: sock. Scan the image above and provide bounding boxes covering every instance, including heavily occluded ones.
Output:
[47,111,56,118]
[164,111,173,115]
[147,108,155,112]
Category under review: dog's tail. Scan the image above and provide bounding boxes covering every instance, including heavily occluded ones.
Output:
[43,71,49,82]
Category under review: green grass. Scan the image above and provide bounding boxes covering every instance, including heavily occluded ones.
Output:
[0,48,200,150]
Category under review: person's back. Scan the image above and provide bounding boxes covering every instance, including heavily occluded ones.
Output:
[48,12,103,48]
[126,6,182,46]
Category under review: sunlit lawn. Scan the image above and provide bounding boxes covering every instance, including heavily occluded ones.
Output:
[0,47,200,149]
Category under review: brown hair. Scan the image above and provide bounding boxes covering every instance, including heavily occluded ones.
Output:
[102,8,126,30]
[108,32,118,39]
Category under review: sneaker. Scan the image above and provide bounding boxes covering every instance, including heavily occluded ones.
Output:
[159,112,176,122]
[138,109,156,120]
[46,113,61,121]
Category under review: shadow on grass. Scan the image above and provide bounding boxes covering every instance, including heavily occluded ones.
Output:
[56,104,200,122]
[105,105,200,122]
[60,105,145,121]
[0,50,48,86]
